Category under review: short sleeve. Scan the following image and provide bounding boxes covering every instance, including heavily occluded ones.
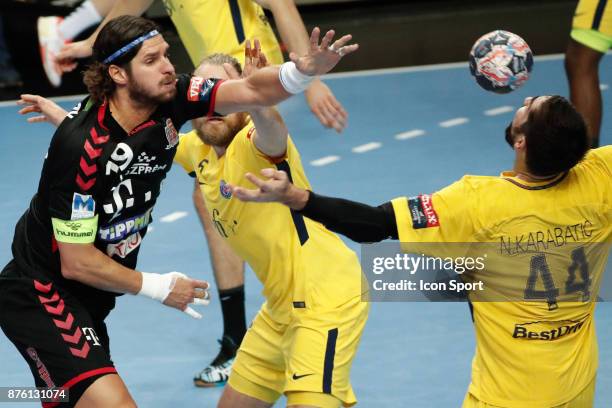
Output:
[174,132,197,175]
[391,177,475,243]
[586,146,612,207]
[170,74,224,127]
[45,122,98,243]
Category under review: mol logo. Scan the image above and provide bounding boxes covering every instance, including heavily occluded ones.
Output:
[71,193,96,220]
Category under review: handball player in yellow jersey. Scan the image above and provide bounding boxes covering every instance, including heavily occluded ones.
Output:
[232,95,611,407]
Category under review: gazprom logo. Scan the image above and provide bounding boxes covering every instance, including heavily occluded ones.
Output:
[71,193,96,220]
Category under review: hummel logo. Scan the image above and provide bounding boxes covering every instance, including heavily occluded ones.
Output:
[292,373,313,380]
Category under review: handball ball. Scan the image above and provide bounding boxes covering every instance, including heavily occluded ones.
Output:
[469,30,533,94]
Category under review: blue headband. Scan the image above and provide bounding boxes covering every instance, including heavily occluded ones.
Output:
[103,29,160,64]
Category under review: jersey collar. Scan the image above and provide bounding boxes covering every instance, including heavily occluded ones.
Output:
[500,171,568,190]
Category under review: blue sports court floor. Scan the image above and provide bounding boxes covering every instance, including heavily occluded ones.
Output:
[0,54,611,407]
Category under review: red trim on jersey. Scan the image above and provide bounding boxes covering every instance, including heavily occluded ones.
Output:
[419,194,440,228]
[129,120,155,136]
[97,101,108,131]
[247,127,288,164]
[90,128,109,145]
[246,127,255,140]
[34,280,52,294]
[34,282,91,359]
[41,367,118,408]
[76,174,96,191]
[51,236,58,253]
[62,367,117,390]
[207,79,225,117]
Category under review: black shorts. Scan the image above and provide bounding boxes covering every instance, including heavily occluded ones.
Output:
[0,260,117,408]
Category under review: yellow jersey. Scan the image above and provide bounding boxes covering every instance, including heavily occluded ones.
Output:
[174,125,363,322]
[573,0,612,36]
[391,146,612,407]
[162,0,284,67]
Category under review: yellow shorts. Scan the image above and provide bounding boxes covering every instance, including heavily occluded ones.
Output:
[228,297,369,407]
[163,0,284,67]
[571,28,612,53]
[572,0,612,38]
[462,376,596,408]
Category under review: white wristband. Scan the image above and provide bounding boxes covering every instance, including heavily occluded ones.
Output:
[279,62,314,94]
[138,271,185,303]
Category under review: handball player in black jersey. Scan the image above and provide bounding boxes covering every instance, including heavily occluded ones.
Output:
[0,15,357,407]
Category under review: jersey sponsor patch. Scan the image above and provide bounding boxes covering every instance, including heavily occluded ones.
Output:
[106,232,142,258]
[512,317,588,341]
[187,76,216,103]
[52,216,98,244]
[407,194,440,229]
[164,118,179,150]
[99,208,153,242]
[126,152,168,175]
[220,180,232,199]
[71,192,96,220]
[188,76,205,101]
[66,102,82,119]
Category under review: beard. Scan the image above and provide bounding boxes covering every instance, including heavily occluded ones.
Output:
[127,74,176,105]
[194,114,247,147]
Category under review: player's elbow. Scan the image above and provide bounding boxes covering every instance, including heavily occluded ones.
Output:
[60,263,80,280]
[59,255,91,280]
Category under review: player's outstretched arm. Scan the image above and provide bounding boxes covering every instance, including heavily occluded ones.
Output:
[213,27,358,115]
[230,169,397,242]
[56,0,154,67]
[18,94,69,126]
[254,0,348,132]
[227,39,289,157]
[57,241,210,318]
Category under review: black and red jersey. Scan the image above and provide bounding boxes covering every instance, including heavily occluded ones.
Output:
[10,74,222,316]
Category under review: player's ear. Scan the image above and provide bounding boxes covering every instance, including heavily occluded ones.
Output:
[514,135,526,151]
[108,64,129,86]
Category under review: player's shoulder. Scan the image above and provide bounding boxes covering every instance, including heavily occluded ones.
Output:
[50,96,96,154]
[450,174,508,191]
[570,146,612,179]
[583,146,612,167]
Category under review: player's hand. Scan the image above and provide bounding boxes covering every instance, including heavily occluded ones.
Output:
[305,79,347,132]
[230,168,309,210]
[162,272,210,319]
[243,38,269,75]
[56,40,93,72]
[291,27,358,76]
[17,94,68,126]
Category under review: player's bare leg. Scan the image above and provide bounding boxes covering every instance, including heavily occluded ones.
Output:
[193,180,247,387]
[217,384,273,408]
[74,374,136,408]
[565,38,604,147]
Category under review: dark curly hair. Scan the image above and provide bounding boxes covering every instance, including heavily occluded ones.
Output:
[83,16,160,103]
[523,96,589,176]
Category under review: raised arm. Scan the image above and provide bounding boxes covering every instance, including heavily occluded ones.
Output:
[229,40,289,157]
[213,27,357,115]
[254,0,348,132]
[230,168,398,243]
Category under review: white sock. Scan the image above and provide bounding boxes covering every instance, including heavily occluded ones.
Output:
[58,1,102,40]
